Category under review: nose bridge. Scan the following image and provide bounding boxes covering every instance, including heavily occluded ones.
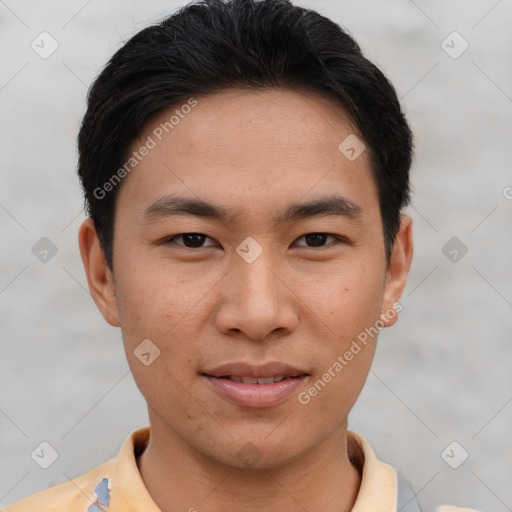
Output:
[235,247,280,313]
[215,242,298,340]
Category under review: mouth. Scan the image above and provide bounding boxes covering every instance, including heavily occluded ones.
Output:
[210,375,305,384]
[201,362,309,408]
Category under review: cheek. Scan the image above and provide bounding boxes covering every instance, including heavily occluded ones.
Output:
[298,264,384,400]
[300,328,378,424]
[113,261,214,388]
[113,257,212,340]
[303,264,385,333]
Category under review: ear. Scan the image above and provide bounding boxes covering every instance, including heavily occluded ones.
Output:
[380,214,414,327]
[78,218,120,327]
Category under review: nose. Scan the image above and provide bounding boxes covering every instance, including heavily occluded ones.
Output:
[215,250,299,341]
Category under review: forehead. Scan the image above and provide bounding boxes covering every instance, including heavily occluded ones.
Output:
[116,87,379,223]
[158,88,360,165]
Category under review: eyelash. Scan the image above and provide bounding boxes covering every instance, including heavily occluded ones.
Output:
[162,233,349,250]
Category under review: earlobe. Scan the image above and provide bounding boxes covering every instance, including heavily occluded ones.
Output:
[380,214,414,327]
[78,218,121,327]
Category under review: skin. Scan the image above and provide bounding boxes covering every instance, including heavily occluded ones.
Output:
[79,88,413,512]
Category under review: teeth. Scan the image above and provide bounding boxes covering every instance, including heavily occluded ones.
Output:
[227,375,289,384]
[257,377,275,384]
[241,376,258,384]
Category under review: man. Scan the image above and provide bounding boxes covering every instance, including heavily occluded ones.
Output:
[4,0,479,510]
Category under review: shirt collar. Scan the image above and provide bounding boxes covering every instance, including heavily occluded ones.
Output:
[348,430,398,512]
[108,427,159,511]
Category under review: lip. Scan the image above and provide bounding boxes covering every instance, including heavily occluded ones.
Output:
[202,361,308,379]
[205,375,307,408]
[201,361,309,408]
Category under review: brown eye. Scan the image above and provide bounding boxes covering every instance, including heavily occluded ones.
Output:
[165,233,215,248]
[293,233,340,248]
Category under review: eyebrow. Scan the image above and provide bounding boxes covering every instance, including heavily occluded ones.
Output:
[142,194,363,225]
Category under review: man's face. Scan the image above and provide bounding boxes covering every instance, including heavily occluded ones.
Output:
[82,88,411,469]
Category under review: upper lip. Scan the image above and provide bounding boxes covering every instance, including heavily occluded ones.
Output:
[202,362,309,379]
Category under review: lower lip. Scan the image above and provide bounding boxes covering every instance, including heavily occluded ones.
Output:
[205,376,307,408]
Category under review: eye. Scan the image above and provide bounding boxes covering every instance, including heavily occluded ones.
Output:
[164,233,217,248]
[162,232,347,250]
[293,233,345,248]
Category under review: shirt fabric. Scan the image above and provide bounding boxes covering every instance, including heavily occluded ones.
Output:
[3,426,480,512]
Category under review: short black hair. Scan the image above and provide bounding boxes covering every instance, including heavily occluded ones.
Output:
[77,0,413,270]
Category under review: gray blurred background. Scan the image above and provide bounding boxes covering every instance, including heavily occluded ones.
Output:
[0,0,511,510]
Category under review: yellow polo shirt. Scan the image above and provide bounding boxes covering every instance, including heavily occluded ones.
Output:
[2,427,480,512]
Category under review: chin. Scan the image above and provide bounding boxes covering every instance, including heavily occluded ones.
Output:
[208,432,310,471]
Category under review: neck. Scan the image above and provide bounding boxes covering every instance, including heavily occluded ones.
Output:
[137,413,361,512]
